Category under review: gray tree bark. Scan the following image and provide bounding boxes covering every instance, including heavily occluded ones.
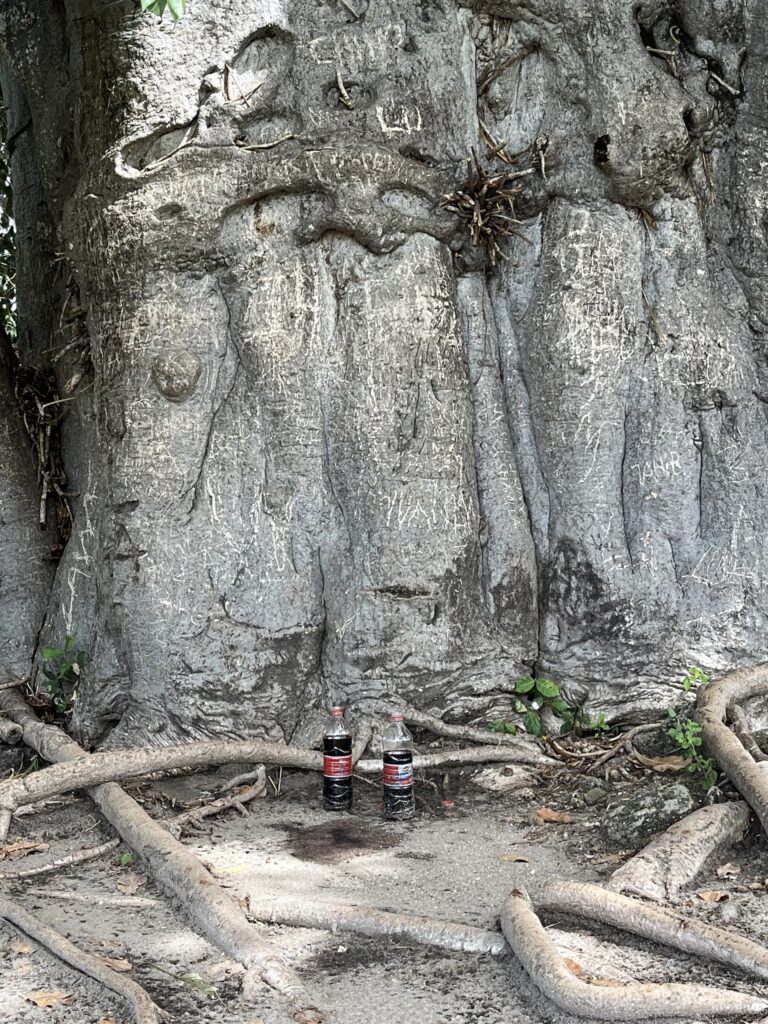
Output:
[0,0,765,748]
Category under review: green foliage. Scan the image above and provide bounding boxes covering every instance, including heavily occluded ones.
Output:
[119,852,135,867]
[666,665,716,790]
[682,665,709,692]
[40,635,85,713]
[140,0,187,19]
[487,677,611,738]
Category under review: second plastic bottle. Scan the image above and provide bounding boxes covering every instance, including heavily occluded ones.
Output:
[382,711,414,819]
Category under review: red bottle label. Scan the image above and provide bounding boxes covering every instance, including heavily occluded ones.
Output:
[323,755,352,778]
[383,762,413,788]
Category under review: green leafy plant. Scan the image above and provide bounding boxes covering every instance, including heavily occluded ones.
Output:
[666,664,716,789]
[140,0,187,19]
[119,853,135,867]
[40,635,85,713]
[488,677,613,738]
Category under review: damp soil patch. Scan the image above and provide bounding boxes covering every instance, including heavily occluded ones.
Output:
[281,821,401,864]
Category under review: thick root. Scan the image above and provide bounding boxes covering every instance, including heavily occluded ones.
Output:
[538,880,768,983]
[729,704,768,763]
[697,666,768,833]
[0,895,163,1024]
[0,733,322,831]
[606,802,751,901]
[0,715,22,745]
[500,887,768,1019]
[0,690,324,1023]
[356,745,542,774]
[246,896,507,955]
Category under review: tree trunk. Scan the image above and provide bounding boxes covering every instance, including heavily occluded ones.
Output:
[1,0,766,747]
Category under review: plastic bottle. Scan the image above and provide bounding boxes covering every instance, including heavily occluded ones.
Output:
[323,706,353,811]
[382,711,415,820]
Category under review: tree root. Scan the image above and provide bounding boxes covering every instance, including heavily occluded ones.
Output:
[0,894,164,1023]
[500,887,768,1019]
[537,879,768,983]
[0,734,322,834]
[728,704,768,763]
[167,772,266,836]
[606,802,751,902]
[355,700,553,762]
[0,715,22,745]
[356,745,544,774]
[245,895,507,955]
[697,667,768,833]
[0,837,120,880]
[0,690,324,1023]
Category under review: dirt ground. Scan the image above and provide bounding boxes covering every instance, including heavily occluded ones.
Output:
[2,750,768,1024]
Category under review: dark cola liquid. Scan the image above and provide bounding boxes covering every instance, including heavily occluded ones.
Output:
[323,734,353,810]
[383,749,415,819]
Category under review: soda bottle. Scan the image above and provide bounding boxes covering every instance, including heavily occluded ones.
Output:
[323,706,353,811]
[382,711,415,820]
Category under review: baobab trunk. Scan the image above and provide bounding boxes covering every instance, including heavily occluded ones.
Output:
[0,0,766,748]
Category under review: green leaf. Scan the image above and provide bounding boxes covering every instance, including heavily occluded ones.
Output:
[515,677,535,694]
[550,698,569,714]
[41,646,63,661]
[166,0,186,18]
[64,635,75,652]
[535,678,559,698]
[523,710,543,737]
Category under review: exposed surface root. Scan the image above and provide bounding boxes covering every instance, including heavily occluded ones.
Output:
[0,837,120,880]
[0,691,324,1023]
[246,896,507,955]
[500,887,768,1019]
[356,745,542,774]
[697,667,768,833]
[606,802,751,901]
[538,879,768,983]
[167,771,266,836]
[729,703,768,762]
[0,895,163,1024]
[0,715,22,745]
[0,734,322,832]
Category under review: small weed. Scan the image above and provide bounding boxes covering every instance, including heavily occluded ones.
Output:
[40,635,85,713]
[489,677,610,738]
[119,853,135,867]
[667,664,717,789]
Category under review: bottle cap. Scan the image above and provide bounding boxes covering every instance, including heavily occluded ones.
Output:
[389,711,404,721]
[330,706,345,716]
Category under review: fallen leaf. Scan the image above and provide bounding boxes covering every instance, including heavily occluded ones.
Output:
[716,862,741,878]
[535,807,573,824]
[116,872,148,895]
[563,957,585,977]
[497,854,531,863]
[698,890,730,902]
[1,839,49,862]
[10,937,32,954]
[631,751,689,772]
[97,956,133,972]
[24,990,76,1008]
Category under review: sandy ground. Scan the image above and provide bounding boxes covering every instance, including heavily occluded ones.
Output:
[2,754,768,1024]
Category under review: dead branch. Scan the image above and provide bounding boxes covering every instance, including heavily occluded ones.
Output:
[398,704,552,758]
[606,802,751,901]
[33,888,158,908]
[537,879,768,983]
[246,896,506,956]
[500,887,768,1019]
[697,667,768,833]
[0,895,163,1024]
[167,772,266,835]
[587,723,662,772]
[0,735,322,831]
[0,837,119,880]
[728,703,768,762]
[356,745,538,774]
[0,690,323,1023]
[0,715,22,745]
[0,677,25,691]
